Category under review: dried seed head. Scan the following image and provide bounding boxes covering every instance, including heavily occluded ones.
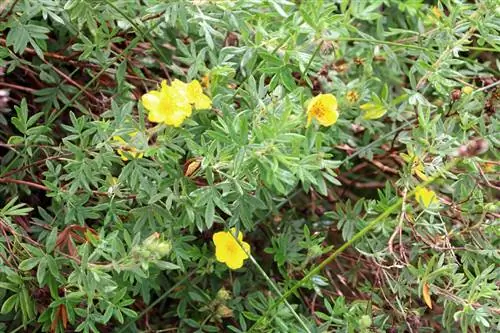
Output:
[457,138,489,157]
[353,57,364,66]
[451,89,461,101]
[333,59,349,74]
[320,40,335,55]
[224,32,239,47]
[318,64,329,77]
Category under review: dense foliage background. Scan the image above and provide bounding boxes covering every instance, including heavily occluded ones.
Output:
[0,0,499,332]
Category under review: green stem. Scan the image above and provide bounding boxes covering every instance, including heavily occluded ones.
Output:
[101,0,171,66]
[247,253,312,332]
[248,158,460,332]
[329,36,431,52]
[327,37,499,53]
[300,41,323,83]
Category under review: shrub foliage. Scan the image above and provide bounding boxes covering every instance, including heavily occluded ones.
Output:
[0,0,499,332]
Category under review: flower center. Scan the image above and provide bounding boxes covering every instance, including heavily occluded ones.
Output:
[311,103,326,117]
[225,240,238,254]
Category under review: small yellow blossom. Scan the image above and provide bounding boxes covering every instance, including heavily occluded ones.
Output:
[462,86,474,95]
[306,94,339,127]
[213,228,250,270]
[346,90,360,103]
[113,132,143,161]
[360,102,387,120]
[415,187,439,208]
[141,79,212,127]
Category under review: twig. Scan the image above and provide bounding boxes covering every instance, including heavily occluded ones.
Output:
[1,153,72,178]
[368,159,399,175]
[42,59,101,109]
[0,177,49,191]
[0,177,137,199]
[338,175,386,189]
[388,189,409,266]
[476,162,500,191]
[0,82,36,93]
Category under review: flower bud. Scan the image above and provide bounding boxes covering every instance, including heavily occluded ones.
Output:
[359,315,372,328]
[451,89,461,101]
[457,138,488,157]
[216,288,231,301]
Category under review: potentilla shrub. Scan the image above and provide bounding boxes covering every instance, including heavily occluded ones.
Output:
[0,1,498,332]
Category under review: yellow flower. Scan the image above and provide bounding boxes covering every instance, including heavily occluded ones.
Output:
[213,228,251,270]
[141,79,211,127]
[346,90,360,103]
[415,187,439,208]
[306,94,339,127]
[360,102,387,120]
[113,132,144,161]
[462,86,474,95]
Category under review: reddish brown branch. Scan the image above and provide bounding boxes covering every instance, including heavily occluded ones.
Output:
[0,177,136,199]
[0,82,36,93]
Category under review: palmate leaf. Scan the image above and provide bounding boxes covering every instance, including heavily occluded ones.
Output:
[6,20,49,59]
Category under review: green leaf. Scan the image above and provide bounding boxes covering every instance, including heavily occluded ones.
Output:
[0,295,17,314]
[155,261,181,270]
[37,258,48,286]
[19,258,40,271]
[46,228,58,253]
[205,200,215,229]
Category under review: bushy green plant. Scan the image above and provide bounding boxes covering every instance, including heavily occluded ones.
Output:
[0,0,498,332]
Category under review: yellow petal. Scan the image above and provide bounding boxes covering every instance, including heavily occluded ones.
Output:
[164,108,191,127]
[415,187,438,208]
[171,79,188,91]
[148,109,168,123]
[318,109,339,126]
[187,80,212,109]
[160,80,170,93]
[213,232,230,263]
[213,231,227,247]
[240,241,251,257]
[229,227,243,241]
[193,94,212,110]
[141,91,162,113]
[225,256,244,270]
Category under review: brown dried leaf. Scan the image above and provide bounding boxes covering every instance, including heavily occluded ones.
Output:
[423,282,432,309]
[184,159,201,178]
